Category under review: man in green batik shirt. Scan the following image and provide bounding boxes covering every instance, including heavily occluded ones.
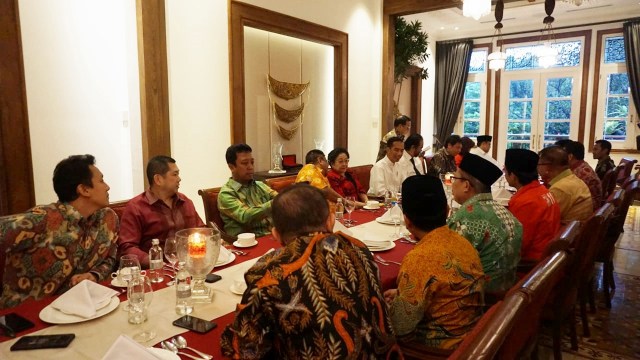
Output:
[218,144,278,237]
[447,153,523,294]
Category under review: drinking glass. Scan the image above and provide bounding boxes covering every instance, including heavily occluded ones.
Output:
[384,190,393,209]
[119,255,141,311]
[344,196,356,227]
[127,268,156,342]
[164,237,178,286]
[389,203,403,238]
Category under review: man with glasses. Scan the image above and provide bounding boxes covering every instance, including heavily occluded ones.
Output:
[538,145,593,222]
[447,153,522,294]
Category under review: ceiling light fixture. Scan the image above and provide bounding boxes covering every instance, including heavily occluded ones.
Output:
[487,0,507,71]
[463,0,491,21]
[537,0,558,68]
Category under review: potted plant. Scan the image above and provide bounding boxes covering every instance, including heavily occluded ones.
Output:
[394,17,429,115]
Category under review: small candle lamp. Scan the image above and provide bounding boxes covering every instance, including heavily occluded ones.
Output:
[176,227,221,303]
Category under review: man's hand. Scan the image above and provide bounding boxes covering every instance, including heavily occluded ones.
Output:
[70,273,97,286]
[384,289,398,304]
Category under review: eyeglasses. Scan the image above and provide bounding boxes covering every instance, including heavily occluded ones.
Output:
[450,176,468,183]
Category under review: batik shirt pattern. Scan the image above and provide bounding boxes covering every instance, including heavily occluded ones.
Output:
[296,164,330,190]
[389,226,484,349]
[218,178,278,237]
[220,232,400,359]
[0,203,118,308]
[428,148,457,176]
[571,160,602,211]
[447,193,523,293]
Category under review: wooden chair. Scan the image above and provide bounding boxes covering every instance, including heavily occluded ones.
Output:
[264,175,297,193]
[516,221,580,276]
[108,199,129,220]
[616,157,638,185]
[349,164,373,193]
[197,187,236,243]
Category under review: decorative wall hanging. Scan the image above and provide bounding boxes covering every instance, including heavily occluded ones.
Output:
[274,102,305,123]
[267,75,310,100]
[267,74,310,140]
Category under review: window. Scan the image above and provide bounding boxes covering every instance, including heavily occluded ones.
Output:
[458,48,488,141]
[505,41,582,71]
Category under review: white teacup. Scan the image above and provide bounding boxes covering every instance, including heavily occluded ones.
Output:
[366,200,380,208]
[111,267,146,283]
[237,233,256,246]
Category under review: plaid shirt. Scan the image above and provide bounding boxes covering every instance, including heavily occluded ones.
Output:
[218,178,277,237]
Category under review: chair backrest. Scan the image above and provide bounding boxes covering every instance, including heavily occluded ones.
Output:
[616,157,638,185]
[108,200,129,221]
[574,203,615,280]
[264,175,297,193]
[197,187,236,243]
[349,164,373,193]
[541,220,581,258]
[600,168,617,201]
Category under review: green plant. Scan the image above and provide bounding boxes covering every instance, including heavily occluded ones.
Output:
[394,17,429,84]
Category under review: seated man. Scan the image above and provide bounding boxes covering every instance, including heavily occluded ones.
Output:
[448,153,523,293]
[218,144,278,237]
[119,156,204,267]
[369,136,404,197]
[428,134,462,176]
[557,140,602,210]
[376,115,411,162]
[504,149,560,262]
[398,133,426,182]
[295,149,343,203]
[385,175,484,349]
[470,135,500,168]
[221,184,400,359]
[593,139,615,180]
[0,155,117,308]
[538,146,593,222]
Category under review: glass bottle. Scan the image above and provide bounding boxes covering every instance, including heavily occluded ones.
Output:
[149,238,163,283]
[335,198,344,221]
[175,261,193,315]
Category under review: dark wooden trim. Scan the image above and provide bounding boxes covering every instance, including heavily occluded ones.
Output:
[492,67,502,159]
[136,0,170,180]
[410,74,422,134]
[229,1,349,147]
[384,0,460,16]
[578,30,592,143]
[611,149,640,154]
[0,0,35,215]
[589,29,624,147]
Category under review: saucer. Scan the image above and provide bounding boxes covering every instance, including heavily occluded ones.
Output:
[110,278,127,288]
[229,285,246,295]
[363,205,381,210]
[233,240,258,248]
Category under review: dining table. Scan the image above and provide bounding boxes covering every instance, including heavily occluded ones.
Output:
[0,205,414,359]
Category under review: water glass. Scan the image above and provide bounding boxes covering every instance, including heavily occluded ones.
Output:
[344,196,356,227]
[164,237,178,286]
[127,268,156,342]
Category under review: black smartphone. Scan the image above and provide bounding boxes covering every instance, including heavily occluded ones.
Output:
[205,273,222,283]
[172,315,217,334]
[0,313,34,338]
[10,334,75,351]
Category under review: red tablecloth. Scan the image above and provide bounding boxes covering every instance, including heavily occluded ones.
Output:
[0,207,413,358]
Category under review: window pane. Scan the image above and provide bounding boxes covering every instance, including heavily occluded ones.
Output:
[607,73,629,95]
[509,101,532,120]
[604,36,625,64]
[464,82,481,99]
[554,41,581,67]
[463,121,480,135]
[507,142,531,150]
[544,122,570,139]
[546,77,573,98]
[509,80,533,98]
[464,102,481,119]
[546,100,572,120]
[505,46,537,71]
[605,97,629,118]
[507,122,531,139]
[505,41,581,70]
[469,50,487,73]
[603,120,627,140]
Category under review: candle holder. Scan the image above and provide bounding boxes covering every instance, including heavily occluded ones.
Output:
[175,227,221,303]
[269,142,286,174]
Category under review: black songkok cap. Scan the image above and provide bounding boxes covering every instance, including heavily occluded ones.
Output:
[402,175,447,222]
[477,135,492,143]
[459,153,503,187]
[505,149,539,173]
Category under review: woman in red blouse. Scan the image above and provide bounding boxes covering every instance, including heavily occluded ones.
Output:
[327,148,368,204]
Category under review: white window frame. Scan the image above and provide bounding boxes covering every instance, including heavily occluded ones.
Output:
[456,47,489,142]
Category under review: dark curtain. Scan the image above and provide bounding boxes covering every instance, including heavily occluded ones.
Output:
[434,40,473,149]
[623,21,640,124]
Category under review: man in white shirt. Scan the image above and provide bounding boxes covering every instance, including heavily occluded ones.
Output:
[369,136,404,197]
[470,135,501,168]
[398,134,426,182]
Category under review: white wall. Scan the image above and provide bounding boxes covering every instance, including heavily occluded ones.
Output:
[19,0,142,203]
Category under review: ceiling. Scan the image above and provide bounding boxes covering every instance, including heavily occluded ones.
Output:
[403,0,640,41]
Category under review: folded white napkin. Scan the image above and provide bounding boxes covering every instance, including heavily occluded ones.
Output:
[333,221,352,235]
[217,246,231,264]
[101,335,162,360]
[51,279,118,318]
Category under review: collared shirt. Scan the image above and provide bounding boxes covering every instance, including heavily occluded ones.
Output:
[470,147,501,168]
[220,232,399,359]
[398,150,425,183]
[376,129,405,162]
[118,189,204,267]
[508,181,561,261]
[295,163,329,189]
[549,169,593,222]
[327,168,366,198]
[448,193,523,293]
[571,160,602,210]
[0,203,118,308]
[595,156,616,180]
[389,226,484,349]
[428,148,457,176]
[368,156,402,197]
[218,178,277,237]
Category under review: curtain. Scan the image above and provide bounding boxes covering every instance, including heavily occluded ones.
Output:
[434,40,473,149]
[623,21,640,128]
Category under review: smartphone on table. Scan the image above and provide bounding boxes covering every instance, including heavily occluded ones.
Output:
[172,315,217,334]
[10,334,75,351]
[0,313,35,338]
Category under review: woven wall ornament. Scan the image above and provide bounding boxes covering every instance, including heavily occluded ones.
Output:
[274,102,305,123]
[276,122,301,140]
[268,75,310,100]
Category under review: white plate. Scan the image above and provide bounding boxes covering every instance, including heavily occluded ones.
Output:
[229,285,246,295]
[147,347,180,360]
[363,205,381,210]
[367,241,396,252]
[376,217,401,225]
[215,251,236,267]
[233,240,258,248]
[39,296,120,324]
[110,278,127,288]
